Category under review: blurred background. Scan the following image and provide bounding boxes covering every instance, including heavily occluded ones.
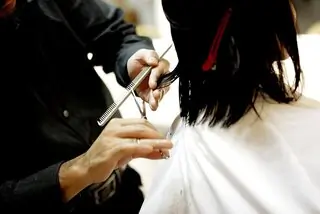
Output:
[105,0,320,37]
[292,0,320,34]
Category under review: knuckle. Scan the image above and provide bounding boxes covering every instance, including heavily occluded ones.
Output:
[101,127,122,139]
[110,129,121,137]
[102,126,118,137]
[134,124,147,133]
[100,135,113,143]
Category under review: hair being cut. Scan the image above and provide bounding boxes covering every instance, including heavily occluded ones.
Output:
[158,0,302,127]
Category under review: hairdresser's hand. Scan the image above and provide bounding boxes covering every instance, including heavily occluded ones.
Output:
[84,118,172,184]
[127,49,170,110]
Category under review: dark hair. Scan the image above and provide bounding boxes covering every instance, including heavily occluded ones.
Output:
[158,0,302,128]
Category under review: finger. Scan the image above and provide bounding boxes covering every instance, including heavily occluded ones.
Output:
[151,149,171,159]
[113,139,172,162]
[135,139,173,150]
[149,86,170,110]
[133,149,170,160]
[113,124,165,139]
[109,118,155,130]
[117,156,132,168]
[161,149,170,158]
[152,89,162,102]
[121,138,173,150]
[113,143,153,161]
[162,85,170,95]
[149,59,170,89]
[152,87,170,102]
[148,90,158,111]
[135,49,159,66]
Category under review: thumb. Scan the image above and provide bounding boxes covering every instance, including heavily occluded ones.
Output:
[135,49,159,66]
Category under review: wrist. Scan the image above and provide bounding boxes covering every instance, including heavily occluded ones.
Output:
[59,154,92,202]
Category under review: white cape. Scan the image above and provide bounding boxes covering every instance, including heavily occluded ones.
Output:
[140,96,320,214]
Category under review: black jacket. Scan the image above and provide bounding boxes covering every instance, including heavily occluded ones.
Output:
[0,0,153,212]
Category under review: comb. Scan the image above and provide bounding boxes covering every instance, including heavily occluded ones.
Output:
[97,44,173,126]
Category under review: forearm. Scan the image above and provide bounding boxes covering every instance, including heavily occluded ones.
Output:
[59,154,91,202]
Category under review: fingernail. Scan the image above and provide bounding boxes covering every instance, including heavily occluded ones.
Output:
[160,150,170,159]
[150,103,157,111]
[163,154,170,159]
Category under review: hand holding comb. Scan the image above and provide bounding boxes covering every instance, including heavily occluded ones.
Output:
[97,44,173,126]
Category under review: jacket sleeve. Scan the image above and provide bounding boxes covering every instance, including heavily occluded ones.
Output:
[0,162,67,212]
[56,0,155,87]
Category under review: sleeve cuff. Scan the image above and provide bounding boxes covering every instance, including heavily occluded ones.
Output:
[23,162,66,210]
[114,38,155,87]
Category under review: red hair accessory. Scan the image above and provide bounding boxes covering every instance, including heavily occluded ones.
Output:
[202,8,232,72]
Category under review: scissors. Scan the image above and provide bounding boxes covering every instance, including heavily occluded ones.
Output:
[131,91,147,119]
[131,91,169,159]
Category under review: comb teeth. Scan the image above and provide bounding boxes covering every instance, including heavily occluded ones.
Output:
[127,82,135,91]
[97,74,145,125]
[98,102,116,123]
